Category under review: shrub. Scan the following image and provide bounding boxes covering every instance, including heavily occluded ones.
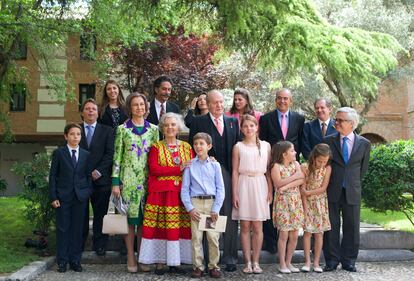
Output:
[11,153,55,233]
[362,140,414,226]
[0,178,7,193]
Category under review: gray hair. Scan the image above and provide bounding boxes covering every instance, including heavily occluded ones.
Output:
[158,112,185,133]
[275,88,292,99]
[206,89,223,104]
[314,97,333,109]
[337,107,359,130]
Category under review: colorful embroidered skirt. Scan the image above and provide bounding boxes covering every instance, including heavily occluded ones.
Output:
[138,190,192,265]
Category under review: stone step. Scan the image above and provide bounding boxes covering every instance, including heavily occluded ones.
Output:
[80,249,414,265]
[84,220,414,251]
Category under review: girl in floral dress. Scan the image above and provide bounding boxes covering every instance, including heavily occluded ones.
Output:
[112,93,159,273]
[300,143,332,273]
[270,141,305,274]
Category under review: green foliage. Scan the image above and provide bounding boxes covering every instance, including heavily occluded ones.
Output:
[362,140,414,226]
[11,153,54,233]
[0,178,7,193]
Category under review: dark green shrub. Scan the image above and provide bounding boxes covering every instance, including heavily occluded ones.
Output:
[11,153,55,233]
[0,178,7,193]
[362,140,414,226]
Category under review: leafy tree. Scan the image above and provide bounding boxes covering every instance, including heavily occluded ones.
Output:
[362,140,414,226]
[112,27,218,109]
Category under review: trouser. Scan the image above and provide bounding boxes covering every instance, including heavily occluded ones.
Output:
[323,189,360,267]
[191,198,220,270]
[56,198,87,264]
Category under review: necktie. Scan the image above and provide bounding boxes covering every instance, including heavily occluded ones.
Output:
[321,122,327,137]
[281,113,288,139]
[342,137,349,164]
[86,125,93,147]
[160,103,165,119]
[214,118,223,136]
[71,149,77,166]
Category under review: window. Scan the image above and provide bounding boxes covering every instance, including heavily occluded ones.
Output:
[79,84,96,110]
[10,84,26,111]
[80,33,96,60]
[13,40,27,60]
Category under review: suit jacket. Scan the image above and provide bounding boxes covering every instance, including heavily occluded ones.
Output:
[188,114,240,171]
[323,133,371,205]
[80,123,114,188]
[259,110,305,158]
[98,105,128,128]
[302,119,337,159]
[49,146,92,203]
[146,99,180,125]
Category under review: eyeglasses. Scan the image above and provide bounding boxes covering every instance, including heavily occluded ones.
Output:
[334,118,351,124]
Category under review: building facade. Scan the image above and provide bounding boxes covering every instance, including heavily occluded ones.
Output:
[0,35,100,196]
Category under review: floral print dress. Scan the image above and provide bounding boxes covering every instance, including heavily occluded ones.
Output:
[303,165,331,233]
[272,162,304,231]
[112,119,159,225]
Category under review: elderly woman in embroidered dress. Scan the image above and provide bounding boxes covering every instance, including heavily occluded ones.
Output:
[138,112,194,275]
[111,93,159,273]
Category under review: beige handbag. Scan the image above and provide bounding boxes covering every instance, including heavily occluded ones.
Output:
[102,198,128,235]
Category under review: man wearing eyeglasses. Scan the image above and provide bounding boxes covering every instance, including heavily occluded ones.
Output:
[322,107,371,273]
[302,98,337,160]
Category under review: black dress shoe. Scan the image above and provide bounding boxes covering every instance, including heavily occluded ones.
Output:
[57,263,67,273]
[225,264,237,272]
[95,247,106,256]
[323,264,338,272]
[169,266,187,274]
[342,264,357,272]
[154,266,166,275]
[69,262,83,272]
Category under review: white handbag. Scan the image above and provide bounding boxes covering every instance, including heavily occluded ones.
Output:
[102,197,128,235]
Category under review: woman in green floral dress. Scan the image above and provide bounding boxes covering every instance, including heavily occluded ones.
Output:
[111,93,159,273]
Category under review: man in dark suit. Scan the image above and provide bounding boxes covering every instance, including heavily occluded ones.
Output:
[322,107,371,273]
[49,123,92,272]
[80,99,114,256]
[146,75,180,126]
[189,90,240,274]
[259,88,305,254]
[302,98,337,159]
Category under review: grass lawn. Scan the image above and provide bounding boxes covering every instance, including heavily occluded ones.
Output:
[0,197,55,273]
[360,206,414,233]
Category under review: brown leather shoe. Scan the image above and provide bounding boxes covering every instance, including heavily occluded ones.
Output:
[191,268,203,278]
[209,268,222,278]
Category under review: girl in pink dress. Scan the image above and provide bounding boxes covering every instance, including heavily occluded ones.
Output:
[300,143,332,273]
[232,115,272,274]
[270,141,305,274]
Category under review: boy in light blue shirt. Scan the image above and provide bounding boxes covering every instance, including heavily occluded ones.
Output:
[181,132,225,278]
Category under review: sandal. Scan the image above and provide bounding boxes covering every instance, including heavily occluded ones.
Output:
[243,262,253,274]
[252,262,263,274]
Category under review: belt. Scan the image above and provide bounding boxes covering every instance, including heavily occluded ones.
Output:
[192,195,215,200]
[239,172,264,177]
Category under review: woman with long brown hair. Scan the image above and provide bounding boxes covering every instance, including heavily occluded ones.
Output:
[98,79,128,129]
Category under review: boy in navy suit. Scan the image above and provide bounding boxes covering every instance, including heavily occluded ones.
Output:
[49,123,92,273]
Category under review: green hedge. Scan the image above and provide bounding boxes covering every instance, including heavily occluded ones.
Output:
[362,140,414,226]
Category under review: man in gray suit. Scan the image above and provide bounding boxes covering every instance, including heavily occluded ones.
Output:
[322,107,371,273]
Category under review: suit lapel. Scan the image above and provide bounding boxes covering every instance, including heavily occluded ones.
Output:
[349,133,362,160]
[313,119,323,139]
[332,134,345,163]
[327,119,336,135]
[272,110,283,139]
[149,100,158,123]
[89,123,100,148]
[62,147,76,169]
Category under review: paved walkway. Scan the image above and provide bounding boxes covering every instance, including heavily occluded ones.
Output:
[34,261,414,281]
